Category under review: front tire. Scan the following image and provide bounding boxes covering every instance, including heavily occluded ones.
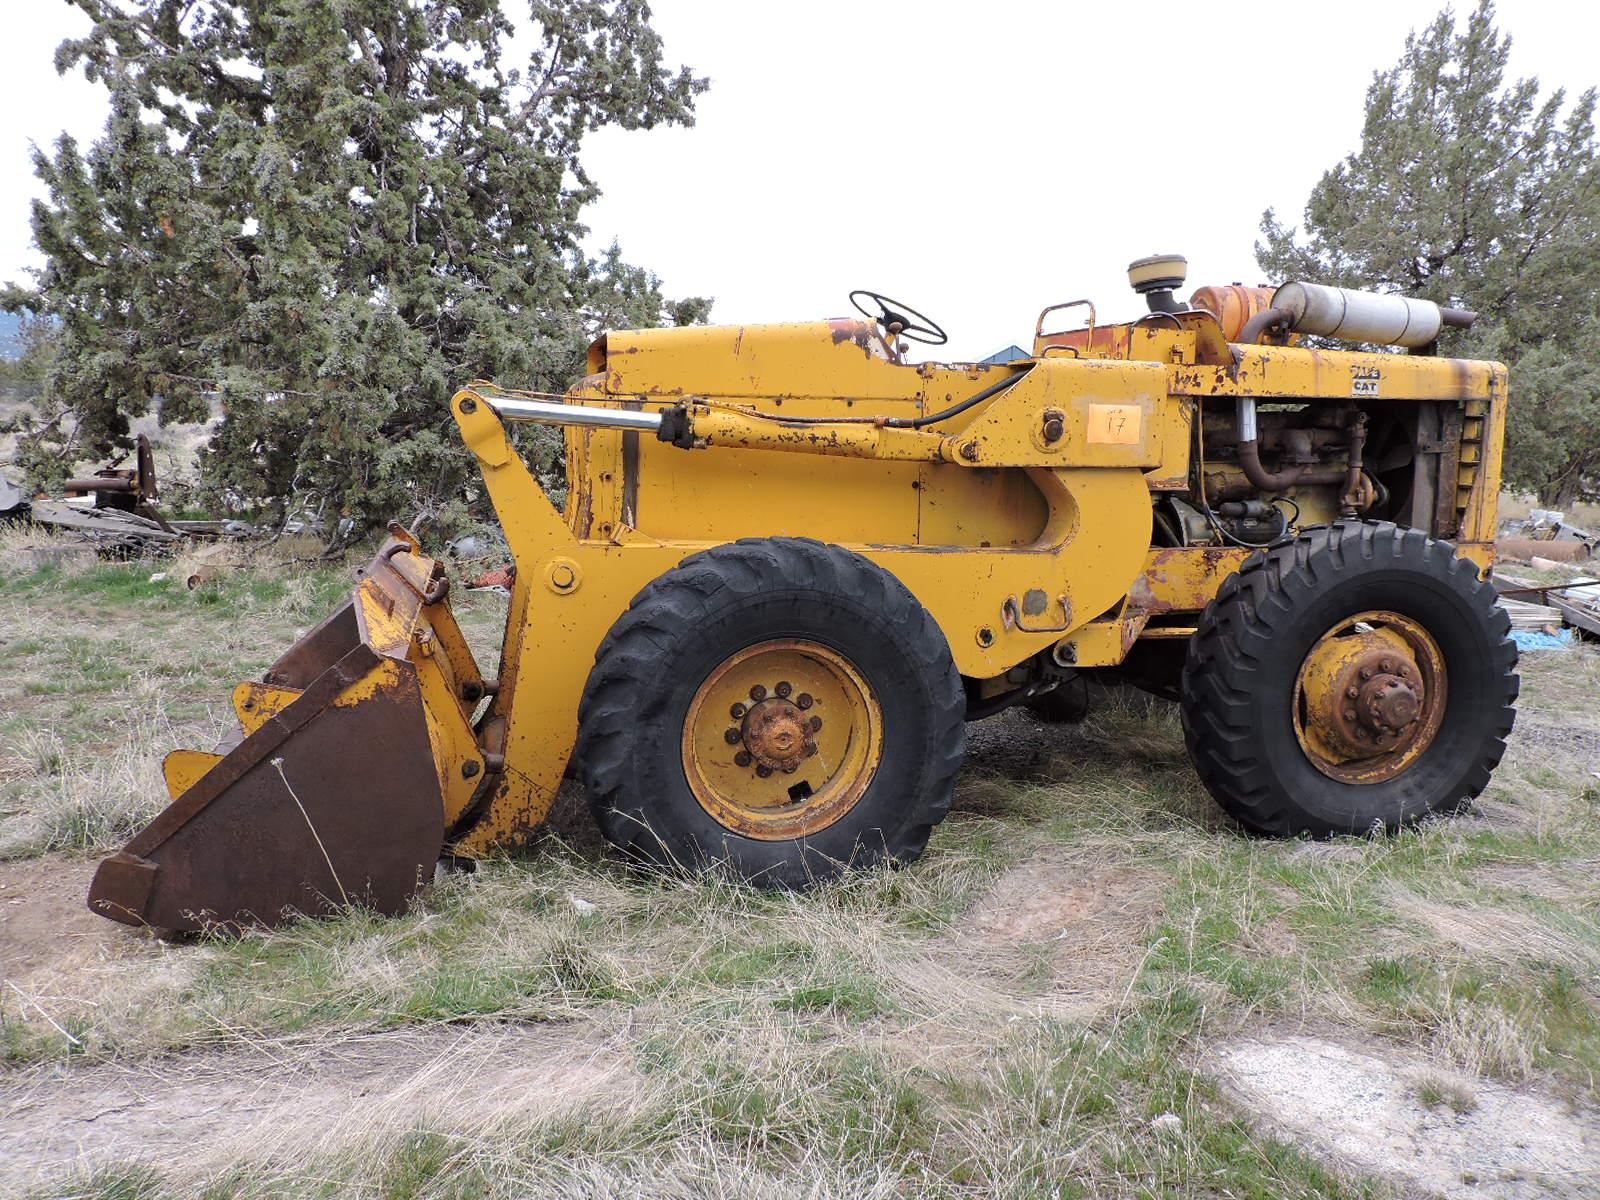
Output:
[1181,522,1517,837]
[576,537,965,886]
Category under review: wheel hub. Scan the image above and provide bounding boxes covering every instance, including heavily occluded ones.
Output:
[682,639,881,840]
[1360,673,1420,734]
[1293,610,1447,783]
[740,696,819,772]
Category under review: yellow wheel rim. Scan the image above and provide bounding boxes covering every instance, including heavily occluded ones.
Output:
[682,639,884,840]
[1292,609,1448,784]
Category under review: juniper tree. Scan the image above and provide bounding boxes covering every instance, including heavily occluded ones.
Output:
[4,0,707,531]
[1258,0,1600,507]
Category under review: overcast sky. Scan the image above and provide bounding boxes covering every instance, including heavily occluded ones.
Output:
[1,1,1595,359]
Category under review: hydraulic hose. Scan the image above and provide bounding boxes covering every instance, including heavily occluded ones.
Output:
[882,365,1033,429]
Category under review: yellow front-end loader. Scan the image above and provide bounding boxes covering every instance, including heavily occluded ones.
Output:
[90,258,1518,931]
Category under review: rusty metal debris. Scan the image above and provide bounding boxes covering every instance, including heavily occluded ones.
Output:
[3,435,259,555]
[1497,509,1596,560]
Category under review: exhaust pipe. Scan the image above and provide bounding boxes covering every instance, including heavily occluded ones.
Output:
[1241,282,1480,348]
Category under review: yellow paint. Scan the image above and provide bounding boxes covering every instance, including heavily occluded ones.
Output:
[162,749,222,801]
[232,681,300,734]
[155,304,1506,859]
[433,309,1507,854]
[681,639,883,840]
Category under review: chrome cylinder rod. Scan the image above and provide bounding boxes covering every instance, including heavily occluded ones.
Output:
[477,391,664,433]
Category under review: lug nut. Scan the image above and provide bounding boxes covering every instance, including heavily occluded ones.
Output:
[724,728,742,745]
[1380,659,1394,673]
[796,693,813,709]
[461,761,481,779]
[756,764,773,778]
[782,765,797,773]
[749,684,767,701]
[730,702,747,719]
[775,681,792,698]
[1346,686,1359,699]
[735,751,753,767]
[809,716,823,732]
[1359,667,1373,680]
[1343,708,1357,722]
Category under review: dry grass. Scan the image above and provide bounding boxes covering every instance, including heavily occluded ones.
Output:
[1,552,1598,1198]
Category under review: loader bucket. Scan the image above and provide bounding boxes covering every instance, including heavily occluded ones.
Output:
[88,531,487,934]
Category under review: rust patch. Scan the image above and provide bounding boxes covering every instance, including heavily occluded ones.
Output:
[619,399,642,529]
[1127,547,1253,614]
[573,429,594,538]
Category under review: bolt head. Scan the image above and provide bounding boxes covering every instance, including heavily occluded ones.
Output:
[809,716,823,732]
[755,764,773,778]
[782,765,797,774]
[775,681,792,698]
[730,702,746,719]
[749,684,767,701]
[1359,667,1373,680]
[1346,686,1359,699]
[724,727,742,745]
[796,693,813,710]
[734,750,753,767]
[1041,416,1065,443]
[1379,659,1394,673]
[1343,708,1357,722]
[960,440,980,462]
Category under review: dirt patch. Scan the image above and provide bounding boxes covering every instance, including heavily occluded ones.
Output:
[0,1022,636,1191]
[0,856,168,986]
[1474,861,1600,908]
[1386,885,1599,970]
[911,856,1165,1015]
[1217,1034,1600,1199]
[964,858,1160,947]
[0,856,186,1051]
[1504,716,1600,769]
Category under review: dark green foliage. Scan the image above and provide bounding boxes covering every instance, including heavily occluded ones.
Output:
[1257,0,1600,506]
[4,1,707,531]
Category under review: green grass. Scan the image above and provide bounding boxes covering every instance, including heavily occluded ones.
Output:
[2,552,1598,1198]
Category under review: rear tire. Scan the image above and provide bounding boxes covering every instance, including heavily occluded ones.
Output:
[576,537,965,886]
[1181,522,1517,836]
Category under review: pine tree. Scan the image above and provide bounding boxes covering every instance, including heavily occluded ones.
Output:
[4,1,707,532]
[1257,0,1600,508]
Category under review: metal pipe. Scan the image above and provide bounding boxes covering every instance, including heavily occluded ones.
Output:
[481,393,664,432]
[1235,397,1306,491]
[1339,413,1369,515]
[1237,397,1258,443]
[1238,306,1292,346]
[1273,282,1443,348]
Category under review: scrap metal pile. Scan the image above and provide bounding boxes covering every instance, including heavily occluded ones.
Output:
[1493,509,1600,645]
[1,435,253,553]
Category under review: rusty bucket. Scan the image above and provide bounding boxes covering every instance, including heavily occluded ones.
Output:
[89,532,486,934]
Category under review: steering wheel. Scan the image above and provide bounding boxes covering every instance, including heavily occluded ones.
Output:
[849,289,948,346]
